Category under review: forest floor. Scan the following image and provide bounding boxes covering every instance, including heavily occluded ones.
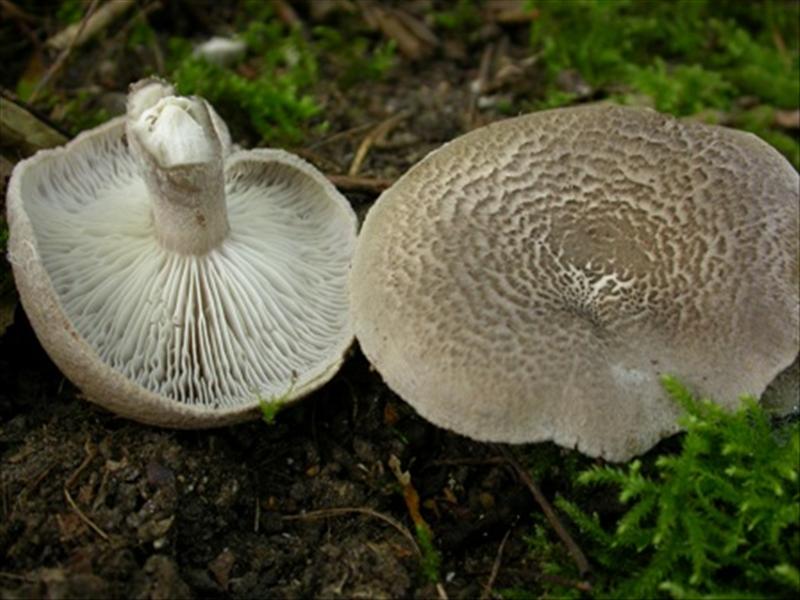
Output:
[0,1,798,598]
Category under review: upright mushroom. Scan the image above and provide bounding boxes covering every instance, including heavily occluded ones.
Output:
[6,79,357,427]
[350,104,799,461]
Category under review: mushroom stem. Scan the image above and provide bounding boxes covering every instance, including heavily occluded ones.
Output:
[126,85,230,255]
[139,142,230,255]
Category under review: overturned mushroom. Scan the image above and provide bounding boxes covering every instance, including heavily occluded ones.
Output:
[350,103,799,461]
[6,79,357,427]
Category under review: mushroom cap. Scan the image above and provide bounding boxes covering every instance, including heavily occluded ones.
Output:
[350,104,800,461]
[7,116,357,427]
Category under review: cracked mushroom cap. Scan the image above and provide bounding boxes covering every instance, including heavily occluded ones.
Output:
[6,80,357,427]
[350,104,800,461]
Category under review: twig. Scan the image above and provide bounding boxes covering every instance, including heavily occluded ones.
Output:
[348,110,409,176]
[271,0,304,32]
[0,0,36,23]
[64,438,97,491]
[46,0,136,50]
[16,460,57,508]
[63,487,109,541]
[29,0,100,103]
[498,446,591,577]
[283,507,421,558]
[538,572,593,592]
[436,582,449,599]
[772,26,788,64]
[489,1,540,25]
[327,174,393,194]
[359,2,436,61]
[0,571,37,582]
[307,120,376,150]
[107,2,164,73]
[468,43,494,127]
[388,454,433,537]
[481,529,511,600]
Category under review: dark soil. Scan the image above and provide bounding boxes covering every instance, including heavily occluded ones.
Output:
[0,2,580,598]
[1,306,559,599]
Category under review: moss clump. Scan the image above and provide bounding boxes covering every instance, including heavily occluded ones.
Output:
[532,377,799,598]
[314,27,396,86]
[527,0,799,167]
[168,20,320,146]
[416,522,442,584]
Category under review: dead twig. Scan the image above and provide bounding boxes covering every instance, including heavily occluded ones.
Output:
[0,0,36,23]
[436,582,449,599]
[63,487,109,541]
[107,2,164,74]
[359,2,437,61]
[486,0,540,25]
[291,147,343,173]
[327,174,393,194]
[1,0,39,47]
[14,460,57,512]
[0,572,37,582]
[468,43,495,127]
[774,108,800,130]
[481,529,511,600]
[772,26,788,65]
[283,507,421,559]
[349,110,409,176]
[307,120,377,150]
[538,572,593,592]
[271,0,304,31]
[64,438,97,491]
[498,446,592,578]
[388,454,433,538]
[46,0,136,51]
[30,0,100,103]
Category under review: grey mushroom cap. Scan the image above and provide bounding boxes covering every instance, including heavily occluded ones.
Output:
[7,85,357,427]
[350,103,799,462]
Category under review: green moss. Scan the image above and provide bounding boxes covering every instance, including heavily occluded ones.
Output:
[623,59,734,115]
[530,377,800,598]
[526,0,799,166]
[258,384,295,426]
[168,20,321,146]
[314,27,397,85]
[127,19,156,50]
[259,397,285,426]
[56,0,84,24]
[416,523,442,583]
[432,0,483,33]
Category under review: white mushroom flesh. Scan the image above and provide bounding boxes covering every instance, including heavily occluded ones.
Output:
[16,124,355,410]
[132,98,217,168]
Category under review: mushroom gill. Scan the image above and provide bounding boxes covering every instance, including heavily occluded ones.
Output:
[6,79,357,427]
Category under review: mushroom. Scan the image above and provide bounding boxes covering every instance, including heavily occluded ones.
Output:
[350,103,799,461]
[6,78,357,427]
[193,36,247,68]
